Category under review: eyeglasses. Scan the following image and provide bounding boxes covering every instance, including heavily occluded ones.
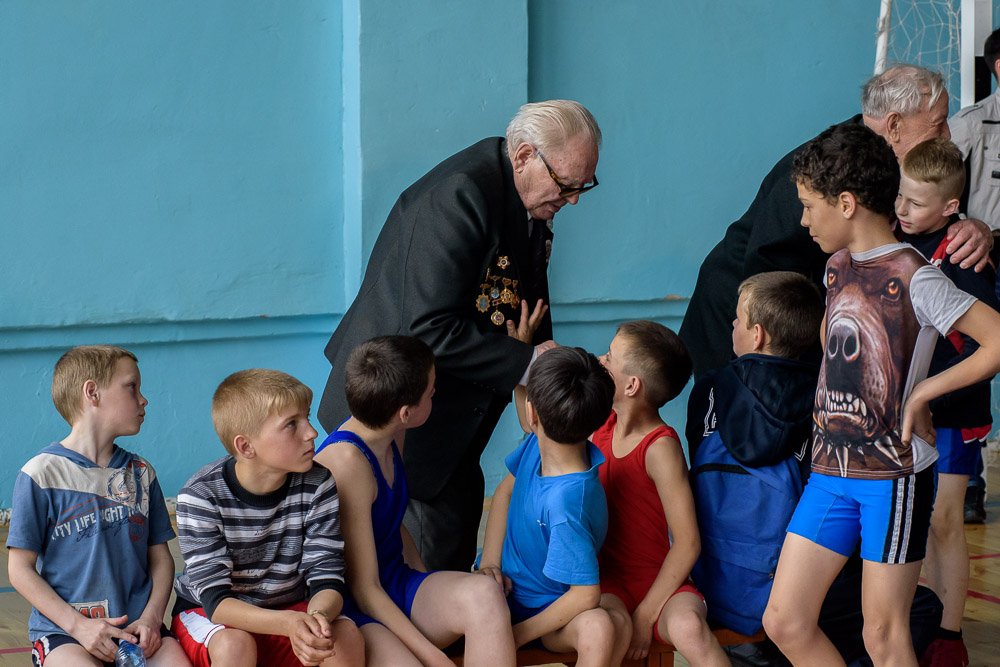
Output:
[536,150,598,198]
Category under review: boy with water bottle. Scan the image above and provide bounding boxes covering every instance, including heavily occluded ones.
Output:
[6,346,191,666]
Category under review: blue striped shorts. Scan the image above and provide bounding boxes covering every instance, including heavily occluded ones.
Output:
[787,467,936,564]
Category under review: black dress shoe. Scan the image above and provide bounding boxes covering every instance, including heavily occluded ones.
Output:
[725,639,792,667]
[964,485,986,524]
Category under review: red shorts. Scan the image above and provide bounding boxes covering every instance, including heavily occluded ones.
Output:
[601,576,705,644]
[172,600,310,667]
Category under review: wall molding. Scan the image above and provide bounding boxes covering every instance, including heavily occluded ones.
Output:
[0,315,341,352]
[554,297,688,324]
[0,297,689,352]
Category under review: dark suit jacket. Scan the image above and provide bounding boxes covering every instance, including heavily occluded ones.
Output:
[318,138,550,499]
[679,116,864,379]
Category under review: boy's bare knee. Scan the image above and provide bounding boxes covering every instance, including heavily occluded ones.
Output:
[667,608,711,647]
[930,510,963,542]
[761,605,781,638]
[573,608,616,652]
[862,618,910,660]
[208,628,257,663]
[606,605,631,634]
[763,604,807,648]
[462,574,510,616]
[147,638,192,666]
[326,618,365,666]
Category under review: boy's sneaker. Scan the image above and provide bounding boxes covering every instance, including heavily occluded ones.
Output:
[919,637,969,667]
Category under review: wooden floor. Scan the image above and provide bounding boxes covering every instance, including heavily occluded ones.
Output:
[0,457,997,666]
[956,451,1000,667]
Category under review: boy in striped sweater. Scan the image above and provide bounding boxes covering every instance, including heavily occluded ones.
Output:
[172,369,363,667]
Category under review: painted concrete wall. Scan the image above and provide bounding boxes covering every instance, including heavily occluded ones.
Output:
[1,1,345,500]
[0,0,527,504]
[341,0,528,300]
[2,2,994,504]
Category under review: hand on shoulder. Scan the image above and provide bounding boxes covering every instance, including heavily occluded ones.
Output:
[945,218,993,271]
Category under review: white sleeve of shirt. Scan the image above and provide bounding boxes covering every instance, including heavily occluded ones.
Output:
[909,265,976,335]
[518,347,539,386]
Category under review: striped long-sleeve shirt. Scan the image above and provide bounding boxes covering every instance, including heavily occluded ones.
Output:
[173,457,346,619]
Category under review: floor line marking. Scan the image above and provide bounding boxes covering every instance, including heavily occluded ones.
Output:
[967,590,1000,605]
[969,553,1000,560]
[0,647,31,654]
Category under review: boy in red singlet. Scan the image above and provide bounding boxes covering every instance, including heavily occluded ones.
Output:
[595,321,729,666]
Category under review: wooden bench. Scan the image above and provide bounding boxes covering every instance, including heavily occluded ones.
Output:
[451,628,766,666]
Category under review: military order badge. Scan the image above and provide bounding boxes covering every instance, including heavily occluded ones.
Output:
[475,254,520,327]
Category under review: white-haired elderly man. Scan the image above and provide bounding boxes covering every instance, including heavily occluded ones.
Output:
[681,65,994,381]
[318,100,601,572]
[681,65,988,666]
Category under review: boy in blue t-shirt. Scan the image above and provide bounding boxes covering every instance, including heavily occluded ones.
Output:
[478,347,629,666]
[6,345,191,667]
[895,137,1000,665]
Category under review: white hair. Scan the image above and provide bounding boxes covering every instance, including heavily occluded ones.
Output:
[506,100,601,156]
[861,65,946,118]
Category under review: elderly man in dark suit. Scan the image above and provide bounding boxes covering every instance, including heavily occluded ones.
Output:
[319,100,601,572]
[680,65,994,382]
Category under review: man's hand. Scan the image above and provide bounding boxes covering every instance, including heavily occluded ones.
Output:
[475,565,512,596]
[124,613,162,657]
[506,298,549,344]
[69,614,136,663]
[284,610,335,666]
[534,340,558,357]
[945,218,994,272]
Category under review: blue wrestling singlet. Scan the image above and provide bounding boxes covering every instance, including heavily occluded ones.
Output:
[317,427,431,624]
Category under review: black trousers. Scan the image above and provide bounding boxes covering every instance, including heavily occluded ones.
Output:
[402,398,507,572]
[403,447,486,572]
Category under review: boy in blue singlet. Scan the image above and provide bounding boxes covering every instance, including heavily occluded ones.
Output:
[762,124,1000,666]
[314,335,516,667]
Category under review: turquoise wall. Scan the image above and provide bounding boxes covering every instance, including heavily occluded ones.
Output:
[2,2,990,504]
[1,1,345,499]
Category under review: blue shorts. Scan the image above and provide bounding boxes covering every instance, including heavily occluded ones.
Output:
[32,626,171,667]
[935,427,988,476]
[787,468,936,564]
[341,564,431,626]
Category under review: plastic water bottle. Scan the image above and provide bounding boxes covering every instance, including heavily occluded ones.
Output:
[115,640,146,667]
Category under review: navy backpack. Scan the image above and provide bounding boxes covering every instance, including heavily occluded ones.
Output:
[689,430,805,636]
